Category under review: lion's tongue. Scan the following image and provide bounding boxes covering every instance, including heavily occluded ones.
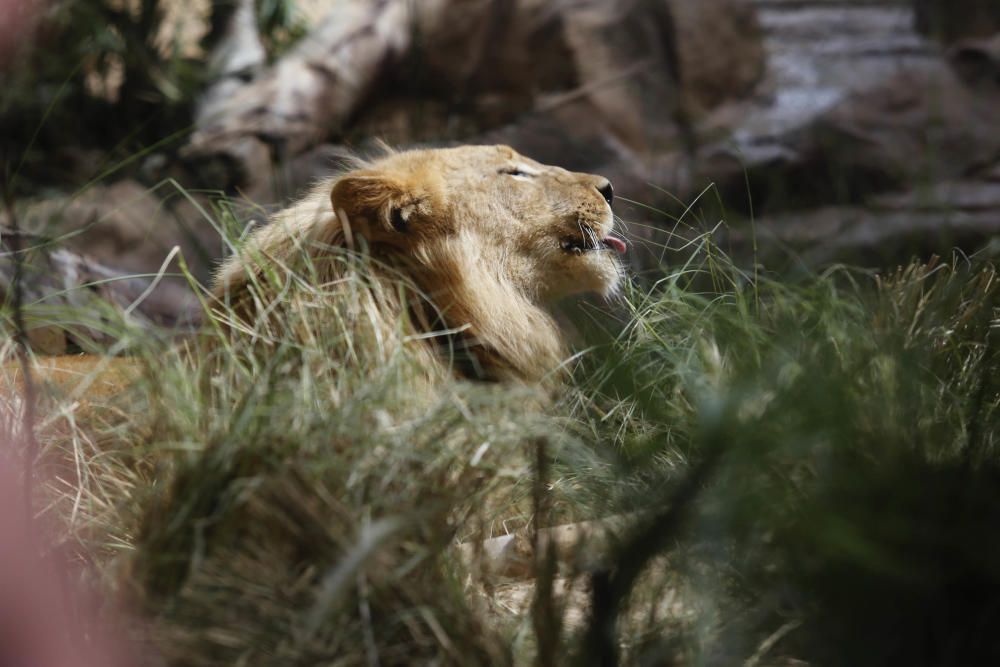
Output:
[603,236,627,255]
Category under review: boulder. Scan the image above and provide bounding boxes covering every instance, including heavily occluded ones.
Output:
[183,0,766,196]
[15,180,223,282]
[614,1,1000,268]
[702,58,1000,213]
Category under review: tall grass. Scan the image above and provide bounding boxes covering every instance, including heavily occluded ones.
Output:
[562,251,1000,665]
[3,206,999,665]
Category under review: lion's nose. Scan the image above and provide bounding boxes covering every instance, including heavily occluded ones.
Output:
[596,179,614,206]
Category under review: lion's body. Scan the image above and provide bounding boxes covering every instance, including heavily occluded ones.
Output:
[2,355,138,401]
[4,144,623,395]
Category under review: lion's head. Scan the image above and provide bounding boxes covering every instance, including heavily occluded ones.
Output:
[213,144,626,383]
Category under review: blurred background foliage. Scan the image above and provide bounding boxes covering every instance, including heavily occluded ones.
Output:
[0,0,307,188]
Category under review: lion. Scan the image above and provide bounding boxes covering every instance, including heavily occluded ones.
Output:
[212,144,626,384]
[3,144,625,401]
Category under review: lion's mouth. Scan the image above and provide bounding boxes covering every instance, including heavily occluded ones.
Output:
[561,233,627,256]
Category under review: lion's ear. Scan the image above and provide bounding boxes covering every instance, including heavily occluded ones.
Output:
[330,171,425,237]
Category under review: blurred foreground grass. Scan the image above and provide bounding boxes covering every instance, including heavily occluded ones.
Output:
[2,225,999,666]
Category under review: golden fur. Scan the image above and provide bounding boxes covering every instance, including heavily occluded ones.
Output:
[213,144,625,383]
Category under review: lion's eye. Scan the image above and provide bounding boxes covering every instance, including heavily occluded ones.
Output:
[499,167,533,177]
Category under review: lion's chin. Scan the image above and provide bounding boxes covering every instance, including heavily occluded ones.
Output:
[566,252,624,299]
[597,266,624,298]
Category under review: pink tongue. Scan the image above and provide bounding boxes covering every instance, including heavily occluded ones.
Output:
[603,236,627,255]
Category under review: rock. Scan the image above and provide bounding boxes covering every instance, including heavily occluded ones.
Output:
[610,1,1000,268]
[717,177,1000,267]
[671,0,765,113]
[14,180,222,282]
[413,0,578,103]
[557,0,685,155]
[675,2,1000,218]
[559,1,949,231]
[184,0,766,194]
[0,229,200,352]
[728,2,932,144]
[721,59,1000,211]
[874,180,1000,213]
